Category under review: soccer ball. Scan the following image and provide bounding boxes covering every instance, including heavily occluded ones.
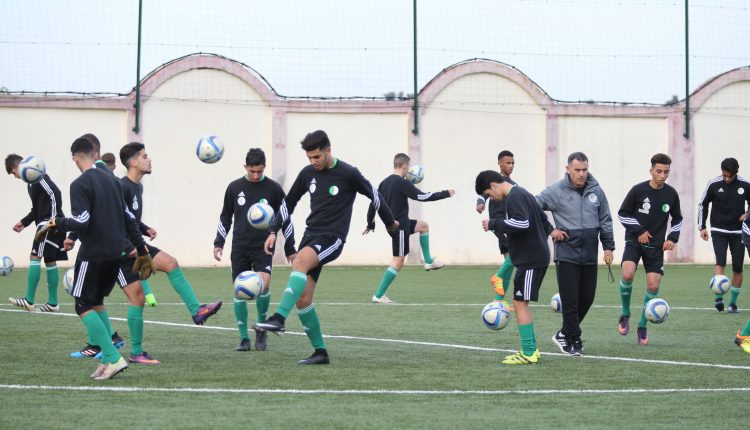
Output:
[550,293,562,312]
[481,301,511,330]
[195,135,224,164]
[0,256,14,276]
[247,202,275,230]
[234,270,263,300]
[709,274,730,295]
[406,164,424,184]
[63,268,75,296]
[644,298,670,324]
[19,156,46,184]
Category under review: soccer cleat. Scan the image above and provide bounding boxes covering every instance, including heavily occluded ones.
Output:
[727,304,739,313]
[490,274,505,297]
[618,315,630,336]
[424,259,445,271]
[8,297,33,312]
[297,349,330,365]
[236,338,251,352]
[94,357,128,380]
[715,297,725,312]
[255,331,268,351]
[252,314,286,333]
[497,299,514,312]
[128,351,160,365]
[637,327,648,345]
[145,293,158,307]
[94,332,126,359]
[192,301,223,325]
[372,294,397,304]
[502,349,540,365]
[735,331,750,353]
[90,363,107,378]
[72,344,102,359]
[35,303,59,313]
[552,331,568,354]
[566,339,584,357]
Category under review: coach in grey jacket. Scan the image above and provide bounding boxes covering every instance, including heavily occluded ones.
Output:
[536,152,615,356]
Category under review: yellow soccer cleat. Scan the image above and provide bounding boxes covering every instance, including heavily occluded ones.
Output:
[502,349,540,365]
[145,293,158,307]
[735,331,750,354]
[490,274,505,297]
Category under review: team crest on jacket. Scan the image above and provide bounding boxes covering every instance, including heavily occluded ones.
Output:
[638,197,651,214]
[132,196,139,211]
[310,178,317,194]
[237,191,246,206]
[661,203,670,212]
[329,185,339,196]
[588,194,597,203]
[739,188,745,195]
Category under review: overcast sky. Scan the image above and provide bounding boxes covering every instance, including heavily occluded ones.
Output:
[1,0,748,104]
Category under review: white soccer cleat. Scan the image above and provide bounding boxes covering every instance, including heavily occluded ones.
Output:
[8,297,34,312]
[372,295,397,304]
[94,357,128,380]
[424,260,445,271]
[35,303,60,313]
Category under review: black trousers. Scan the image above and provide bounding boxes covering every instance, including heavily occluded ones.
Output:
[556,261,598,341]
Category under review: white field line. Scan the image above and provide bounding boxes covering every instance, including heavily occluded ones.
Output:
[2,308,750,371]
[2,384,750,396]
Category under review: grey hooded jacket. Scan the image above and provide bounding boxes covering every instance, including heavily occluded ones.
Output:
[536,173,615,264]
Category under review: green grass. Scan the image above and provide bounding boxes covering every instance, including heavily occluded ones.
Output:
[1,264,750,429]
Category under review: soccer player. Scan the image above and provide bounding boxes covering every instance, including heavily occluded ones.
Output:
[476,150,517,304]
[36,137,156,379]
[364,152,454,304]
[101,152,117,171]
[475,170,552,365]
[698,157,750,313]
[253,130,399,365]
[735,212,750,354]
[214,148,296,352]
[536,152,615,356]
[617,153,683,345]
[6,153,68,313]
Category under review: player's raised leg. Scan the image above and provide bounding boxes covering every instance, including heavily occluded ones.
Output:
[152,250,221,325]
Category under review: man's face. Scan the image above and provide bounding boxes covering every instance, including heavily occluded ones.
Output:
[306,147,331,171]
[9,163,20,179]
[482,182,505,201]
[649,163,671,187]
[722,170,736,184]
[566,159,589,189]
[132,149,152,175]
[498,156,515,177]
[245,164,265,183]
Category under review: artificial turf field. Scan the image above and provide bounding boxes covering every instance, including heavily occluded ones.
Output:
[1,264,749,429]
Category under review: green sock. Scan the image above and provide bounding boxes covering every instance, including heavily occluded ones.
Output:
[127,306,144,355]
[619,279,633,316]
[167,267,200,316]
[256,292,271,323]
[497,257,513,300]
[729,286,741,306]
[638,290,659,328]
[518,322,537,356]
[277,272,307,318]
[741,318,750,336]
[82,312,119,364]
[25,260,41,304]
[375,266,398,298]
[298,304,326,350]
[45,264,58,306]
[96,310,114,338]
[233,298,249,340]
[420,233,433,264]
[141,279,153,296]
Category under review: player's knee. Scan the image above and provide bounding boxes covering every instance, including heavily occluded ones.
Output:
[162,255,178,272]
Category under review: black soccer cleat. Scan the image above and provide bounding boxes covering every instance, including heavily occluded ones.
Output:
[715,297,725,312]
[297,349,330,365]
[727,304,739,313]
[255,330,268,351]
[566,338,584,356]
[252,314,286,333]
[235,339,251,352]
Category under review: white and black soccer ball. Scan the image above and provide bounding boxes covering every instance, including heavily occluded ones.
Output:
[644,298,670,324]
[63,268,75,296]
[0,256,14,276]
[247,202,275,230]
[709,274,730,295]
[19,156,46,184]
[195,135,224,164]
[406,164,424,184]
[234,270,263,301]
[550,293,562,313]
[481,301,511,330]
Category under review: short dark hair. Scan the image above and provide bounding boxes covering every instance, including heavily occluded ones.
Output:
[71,137,95,156]
[80,133,101,153]
[721,157,739,175]
[650,153,672,167]
[567,151,588,164]
[5,154,22,175]
[119,142,145,167]
[102,152,116,167]
[245,148,266,166]
[393,153,410,168]
[300,130,330,152]
[475,170,505,195]
[498,150,514,160]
